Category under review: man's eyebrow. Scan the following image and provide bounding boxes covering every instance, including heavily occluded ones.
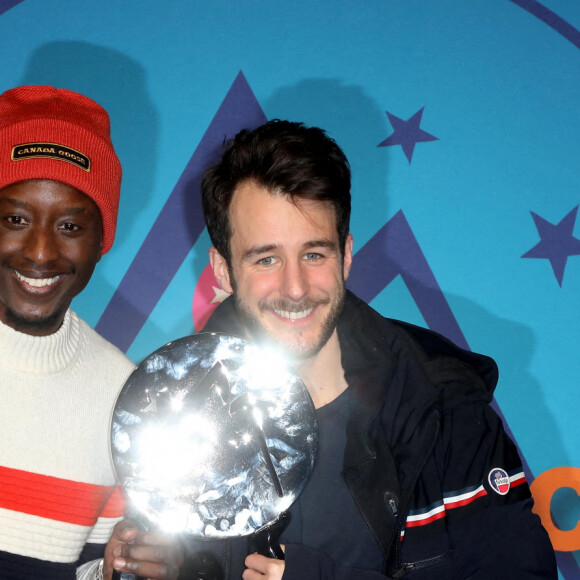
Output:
[304,239,338,251]
[0,197,28,208]
[0,198,90,214]
[242,244,279,261]
[62,207,91,215]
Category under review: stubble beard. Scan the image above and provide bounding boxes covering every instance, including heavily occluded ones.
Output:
[234,284,346,362]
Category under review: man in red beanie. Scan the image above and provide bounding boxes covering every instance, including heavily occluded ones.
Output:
[0,86,182,579]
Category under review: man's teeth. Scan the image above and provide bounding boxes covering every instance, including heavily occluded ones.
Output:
[15,271,63,287]
[274,307,313,320]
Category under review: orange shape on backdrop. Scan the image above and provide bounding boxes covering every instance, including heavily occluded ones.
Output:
[531,467,580,552]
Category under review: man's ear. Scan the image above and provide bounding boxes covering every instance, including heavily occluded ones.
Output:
[209,247,234,295]
[343,234,353,281]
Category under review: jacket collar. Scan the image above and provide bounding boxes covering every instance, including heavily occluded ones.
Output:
[202,290,496,448]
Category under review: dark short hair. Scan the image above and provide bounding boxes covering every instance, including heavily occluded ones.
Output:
[201,119,351,265]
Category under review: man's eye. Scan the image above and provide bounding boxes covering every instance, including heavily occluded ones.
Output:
[5,215,26,225]
[59,222,81,232]
[305,252,321,261]
[258,256,276,266]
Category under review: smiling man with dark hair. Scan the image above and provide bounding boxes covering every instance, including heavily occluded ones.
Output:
[196,119,557,580]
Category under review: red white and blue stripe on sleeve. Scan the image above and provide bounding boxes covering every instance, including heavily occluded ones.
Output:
[401,468,527,539]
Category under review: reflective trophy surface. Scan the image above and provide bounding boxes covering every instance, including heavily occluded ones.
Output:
[110,333,318,579]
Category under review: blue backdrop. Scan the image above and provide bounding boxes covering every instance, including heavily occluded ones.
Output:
[1,1,579,576]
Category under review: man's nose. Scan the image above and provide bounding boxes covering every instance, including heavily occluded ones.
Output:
[23,228,60,264]
[280,260,309,301]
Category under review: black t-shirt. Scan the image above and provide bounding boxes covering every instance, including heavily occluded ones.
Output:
[280,388,384,570]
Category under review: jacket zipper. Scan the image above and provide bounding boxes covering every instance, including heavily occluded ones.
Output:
[389,410,441,577]
[395,550,453,576]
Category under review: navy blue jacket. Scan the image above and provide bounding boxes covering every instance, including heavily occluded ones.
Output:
[193,291,556,579]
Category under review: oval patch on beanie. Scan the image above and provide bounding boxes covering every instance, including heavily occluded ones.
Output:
[12,142,91,171]
[488,467,510,495]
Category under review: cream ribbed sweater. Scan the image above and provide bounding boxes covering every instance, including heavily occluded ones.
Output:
[0,310,135,579]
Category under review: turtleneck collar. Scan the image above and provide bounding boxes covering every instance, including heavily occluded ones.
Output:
[0,310,81,375]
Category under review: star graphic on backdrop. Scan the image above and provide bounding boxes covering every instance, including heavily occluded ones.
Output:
[378,107,439,163]
[211,285,231,304]
[521,205,580,286]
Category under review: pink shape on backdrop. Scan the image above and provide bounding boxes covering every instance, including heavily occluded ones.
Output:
[192,263,231,331]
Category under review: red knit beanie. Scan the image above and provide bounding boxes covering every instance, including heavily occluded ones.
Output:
[0,85,122,254]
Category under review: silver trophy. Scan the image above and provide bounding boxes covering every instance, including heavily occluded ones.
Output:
[110,333,318,578]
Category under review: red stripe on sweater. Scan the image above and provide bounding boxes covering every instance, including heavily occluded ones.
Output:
[100,485,128,518]
[0,466,125,525]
